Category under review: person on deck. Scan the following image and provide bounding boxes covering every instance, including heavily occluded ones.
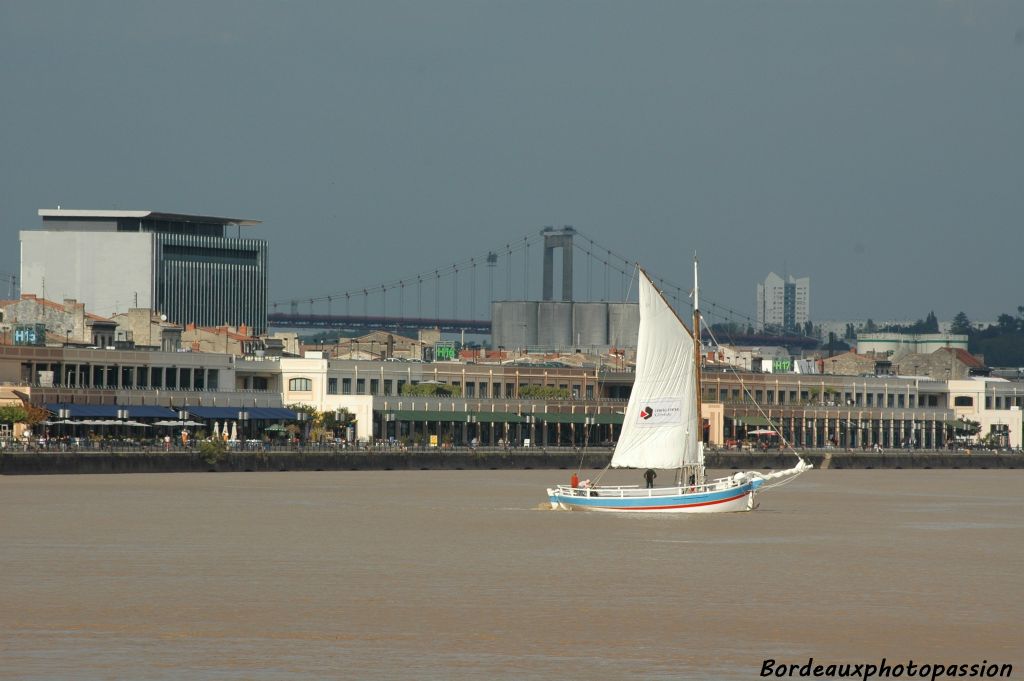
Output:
[570,473,579,488]
[644,468,657,488]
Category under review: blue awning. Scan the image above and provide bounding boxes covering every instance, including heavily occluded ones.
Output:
[46,404,296,420]
[46,404,177,418]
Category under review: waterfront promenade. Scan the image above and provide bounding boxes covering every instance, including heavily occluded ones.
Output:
[1,445,1021,474]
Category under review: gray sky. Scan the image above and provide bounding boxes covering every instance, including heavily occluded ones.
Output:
[2,0,1022,325]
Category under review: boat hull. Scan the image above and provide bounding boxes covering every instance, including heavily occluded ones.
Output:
[546,480,759,513]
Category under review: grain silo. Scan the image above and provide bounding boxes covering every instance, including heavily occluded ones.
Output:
[491,301,538,348]
[537,301,573,348]
[572,302,609,347]
[607,302,640,348]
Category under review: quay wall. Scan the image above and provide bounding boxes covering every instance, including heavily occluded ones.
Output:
[1,450,1022,475]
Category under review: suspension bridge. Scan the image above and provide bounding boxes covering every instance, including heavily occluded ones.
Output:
[267,228,816,347]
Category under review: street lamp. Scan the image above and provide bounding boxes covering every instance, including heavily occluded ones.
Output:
[117,408,129,442]
[524,414,536,448]
[58,407,70,443]
[238,410,250,445]
[178,410,190,448]
[466,413,477,447]
[295,411,308,444]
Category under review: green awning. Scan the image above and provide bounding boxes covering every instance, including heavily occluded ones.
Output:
[383,410,621,425]
[389,410,467,421]
[475,412,524,424]
[386,410,525,423]
[531,412,622,424]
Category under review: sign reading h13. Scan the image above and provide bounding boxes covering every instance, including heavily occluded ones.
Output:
[14,324,46,347]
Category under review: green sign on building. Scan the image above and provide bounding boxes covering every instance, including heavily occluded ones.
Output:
[434,342,456,361]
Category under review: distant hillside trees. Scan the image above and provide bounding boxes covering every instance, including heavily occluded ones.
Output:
[880,311,939,334]
[950,312,971,335]
[970,308,1024,367]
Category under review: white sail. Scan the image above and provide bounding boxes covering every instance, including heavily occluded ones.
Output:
[609,270,700,470]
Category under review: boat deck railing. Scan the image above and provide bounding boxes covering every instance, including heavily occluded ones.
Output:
[554,476,741,498]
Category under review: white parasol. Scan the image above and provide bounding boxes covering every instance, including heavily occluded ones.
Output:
[230,421,238,441]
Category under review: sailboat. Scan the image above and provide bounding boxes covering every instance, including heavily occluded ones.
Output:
[547,260,810,513]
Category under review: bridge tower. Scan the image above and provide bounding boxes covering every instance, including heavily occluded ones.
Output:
[541,226,575,301]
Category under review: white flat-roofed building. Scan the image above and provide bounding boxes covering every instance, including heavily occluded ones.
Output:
[20,209,268,333]
[756,272,810,332]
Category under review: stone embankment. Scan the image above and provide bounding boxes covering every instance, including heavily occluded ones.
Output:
[1,449,1021,475]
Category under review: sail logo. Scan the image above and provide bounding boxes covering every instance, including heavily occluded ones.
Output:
[635,398,683,426]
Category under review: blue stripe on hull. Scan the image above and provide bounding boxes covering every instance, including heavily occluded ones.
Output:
[549,481,756,512]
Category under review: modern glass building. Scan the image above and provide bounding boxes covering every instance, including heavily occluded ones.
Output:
[20,209,268,333]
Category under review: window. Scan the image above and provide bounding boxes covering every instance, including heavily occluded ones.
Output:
[954,396,973,407]
[370,379,379,395]
[465,383,475,397]
[384,379,393,396]
[493,382,501,398]
[342,378,352,394]
[327,378,338,395]
[289,377,312,391]
[356,378,365,394]
[479,383,488,398]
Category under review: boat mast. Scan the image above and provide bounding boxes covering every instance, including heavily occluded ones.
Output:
[693,256,704,484]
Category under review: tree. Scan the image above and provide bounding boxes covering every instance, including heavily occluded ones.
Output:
[924,311,939,333]
[0,404,46,428]
[864,319,877,333]
[0,405,28,425]
[844,323,856,340]
[950,311,971,335]
[518,385,571,400]
[401,383,462,397]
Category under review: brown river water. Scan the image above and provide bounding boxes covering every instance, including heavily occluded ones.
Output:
[1,469,1021,680]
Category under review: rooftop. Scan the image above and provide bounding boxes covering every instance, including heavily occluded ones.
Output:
[38,209,261,226]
